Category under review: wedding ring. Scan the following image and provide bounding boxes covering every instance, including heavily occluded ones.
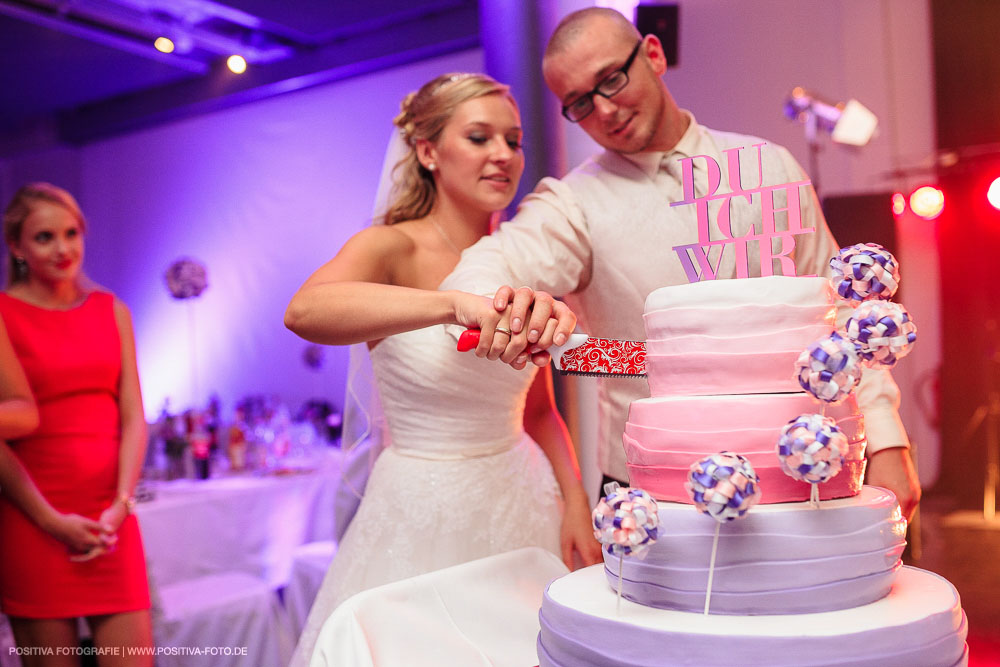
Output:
[495,326,513,337]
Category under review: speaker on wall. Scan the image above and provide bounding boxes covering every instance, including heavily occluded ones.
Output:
[820,192,897,256]
[635,3,679,68]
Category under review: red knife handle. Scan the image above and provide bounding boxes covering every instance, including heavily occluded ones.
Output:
[457,329,480,352]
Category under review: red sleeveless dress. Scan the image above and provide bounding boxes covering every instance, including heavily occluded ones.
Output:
[0,291,150,618]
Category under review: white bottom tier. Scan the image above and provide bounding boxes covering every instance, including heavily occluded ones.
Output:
[538,565,968,667]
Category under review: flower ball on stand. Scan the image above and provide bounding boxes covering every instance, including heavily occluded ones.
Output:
[844,300,917,368]
[795,332,863,405]
[776,413,848,506]
[592,483,659,611]
[164,257,208,300]
[685,452,763,614]
[829,243,899,303]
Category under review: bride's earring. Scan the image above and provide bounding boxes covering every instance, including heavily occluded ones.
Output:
[427,163,436,171]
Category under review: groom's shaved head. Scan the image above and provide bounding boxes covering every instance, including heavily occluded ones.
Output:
[544,7,640,61]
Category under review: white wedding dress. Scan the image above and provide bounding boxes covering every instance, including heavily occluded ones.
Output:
[291,324,563,666]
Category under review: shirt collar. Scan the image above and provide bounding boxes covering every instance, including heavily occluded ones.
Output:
[616,109,701,179]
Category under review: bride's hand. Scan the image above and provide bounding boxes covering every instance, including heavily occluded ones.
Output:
[561,489,603,570]
[451,292,532,369]
[493,286,576,353]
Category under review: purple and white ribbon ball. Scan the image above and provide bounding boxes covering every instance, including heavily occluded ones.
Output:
[592,485,660,557]
[685,452,761,523]
[796,332,862,404]
[776,413,847,484]
[844,300,917,368]
[829,243,900,303]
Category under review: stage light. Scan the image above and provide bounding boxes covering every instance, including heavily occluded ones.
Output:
[909,185,945,220]
[226,55,247,74]
[783,88,879,147]
[154,37,174,54]
[892,192,906,216]
[988,176,1000,211]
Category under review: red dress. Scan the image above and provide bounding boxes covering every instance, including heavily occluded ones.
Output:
[0,291,150,618]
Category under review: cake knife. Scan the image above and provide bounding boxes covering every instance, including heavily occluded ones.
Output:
[457,329,646,378]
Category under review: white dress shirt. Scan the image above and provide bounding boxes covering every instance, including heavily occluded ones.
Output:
[442,111,908,482]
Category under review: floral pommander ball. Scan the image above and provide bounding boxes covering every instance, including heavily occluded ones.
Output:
[829,243,899,303]
[164,257,208,300]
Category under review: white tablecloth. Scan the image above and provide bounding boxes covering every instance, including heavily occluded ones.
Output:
[311,547,569,667]
[136,456,341,589]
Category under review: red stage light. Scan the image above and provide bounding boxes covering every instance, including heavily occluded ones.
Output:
[909,185,945,220]
[891,192,906,216]
[988,176,1000,211]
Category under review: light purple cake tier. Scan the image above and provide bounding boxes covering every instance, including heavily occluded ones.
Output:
[602,486,904,614]
[537,565,968,667]
[643,275,836,397]
[625,392,866,504]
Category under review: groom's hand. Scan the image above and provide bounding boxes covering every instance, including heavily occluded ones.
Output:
[493,286,576,368]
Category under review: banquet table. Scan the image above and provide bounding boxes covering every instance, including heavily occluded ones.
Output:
[136,453,342,590]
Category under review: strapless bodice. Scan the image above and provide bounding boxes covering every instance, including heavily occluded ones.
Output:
[369,325,537,457]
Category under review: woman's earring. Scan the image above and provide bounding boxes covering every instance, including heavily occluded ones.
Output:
[427,163,436,171]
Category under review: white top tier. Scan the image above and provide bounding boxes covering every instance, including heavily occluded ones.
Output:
[642,276,836,397]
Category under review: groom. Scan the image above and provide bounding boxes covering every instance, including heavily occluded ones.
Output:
[446,7,920,518]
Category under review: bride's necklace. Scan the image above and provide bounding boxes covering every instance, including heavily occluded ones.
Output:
[429,217,463,256]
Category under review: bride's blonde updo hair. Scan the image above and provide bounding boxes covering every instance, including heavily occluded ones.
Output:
[383,72,514,225]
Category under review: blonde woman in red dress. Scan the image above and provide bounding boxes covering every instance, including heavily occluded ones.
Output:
[0,183,153,665]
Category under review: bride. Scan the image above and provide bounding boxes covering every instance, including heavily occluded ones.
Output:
[284,71,601,664]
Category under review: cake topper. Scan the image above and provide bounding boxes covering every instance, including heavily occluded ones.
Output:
[669,143,815,283]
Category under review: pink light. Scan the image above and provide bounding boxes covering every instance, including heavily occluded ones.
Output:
[891,192,906,216]
[988,176,1000,211]
[909,185,945,220]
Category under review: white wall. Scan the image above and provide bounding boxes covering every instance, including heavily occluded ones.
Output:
[577,0,936,194]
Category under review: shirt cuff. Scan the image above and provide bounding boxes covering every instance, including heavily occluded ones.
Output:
[863,406,911,455]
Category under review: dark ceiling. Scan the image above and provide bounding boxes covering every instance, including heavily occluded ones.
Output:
[0,0,480,157]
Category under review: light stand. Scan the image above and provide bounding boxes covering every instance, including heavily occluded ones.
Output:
[783,88,879,198]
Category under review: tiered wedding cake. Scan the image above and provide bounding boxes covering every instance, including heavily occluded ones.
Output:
[537,275,968,667]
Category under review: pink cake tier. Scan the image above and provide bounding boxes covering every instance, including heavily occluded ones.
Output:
[643,275,836,397]
[537,564,967,667]
[625,392,866,503]
[602,486,903,614]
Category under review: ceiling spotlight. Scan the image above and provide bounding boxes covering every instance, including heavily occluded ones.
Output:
[909,185,945,220]
[154,37,175,54]
[783,88,879,147]
[227,55,247,74]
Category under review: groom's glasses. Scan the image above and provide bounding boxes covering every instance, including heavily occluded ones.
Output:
[561,40,643,123]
